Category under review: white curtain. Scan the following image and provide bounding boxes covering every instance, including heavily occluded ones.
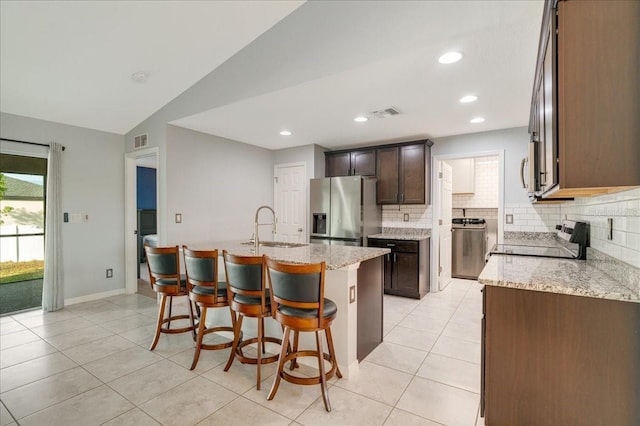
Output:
[42,142,64,311]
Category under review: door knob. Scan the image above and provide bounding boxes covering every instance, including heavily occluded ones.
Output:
[297,228,303,232]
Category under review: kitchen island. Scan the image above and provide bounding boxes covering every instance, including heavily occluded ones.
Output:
[478,254,640,425]
[198,241,390,378]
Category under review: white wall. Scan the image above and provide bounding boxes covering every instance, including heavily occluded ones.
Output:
[432,126,530,204]
[164,125,274,246]
[1,112,125,301]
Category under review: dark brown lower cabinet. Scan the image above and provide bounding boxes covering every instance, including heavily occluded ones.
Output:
[368,238,429,299]
[482,285,640,426]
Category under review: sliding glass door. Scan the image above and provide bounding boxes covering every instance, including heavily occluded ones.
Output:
[0,154,47,314]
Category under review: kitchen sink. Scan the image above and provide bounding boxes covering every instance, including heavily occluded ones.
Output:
[240,241,308,248]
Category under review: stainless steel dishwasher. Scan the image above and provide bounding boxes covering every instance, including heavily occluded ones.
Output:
[452,218,486,280]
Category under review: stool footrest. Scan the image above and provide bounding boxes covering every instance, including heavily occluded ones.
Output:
[198,325,235,350]
[235,336,282,365]
[160,315,196,334]
[279,351,338,385]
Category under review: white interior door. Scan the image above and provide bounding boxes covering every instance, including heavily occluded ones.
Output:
[274,163,306,243]
[438,161,453,290]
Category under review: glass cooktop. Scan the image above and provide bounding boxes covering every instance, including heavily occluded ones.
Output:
[490,244,578,259]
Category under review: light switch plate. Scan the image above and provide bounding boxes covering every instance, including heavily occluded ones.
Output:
[349,285,356,303]
[506,214,514,224]
[175,213,182,223]
[403,213,410,222]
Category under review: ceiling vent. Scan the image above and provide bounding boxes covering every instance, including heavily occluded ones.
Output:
[134,133,148,149]
[371,107,400,119]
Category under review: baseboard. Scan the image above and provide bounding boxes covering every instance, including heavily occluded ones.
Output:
[64,288,126,306]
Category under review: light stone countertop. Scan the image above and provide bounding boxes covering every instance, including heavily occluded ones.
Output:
[479,254,639,303]
[368,228,431,241]
[203,240,389,270]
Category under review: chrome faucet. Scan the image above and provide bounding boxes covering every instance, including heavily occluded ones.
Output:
[254,205,277,251]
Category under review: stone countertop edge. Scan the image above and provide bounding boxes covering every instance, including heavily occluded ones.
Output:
[369,228,431,241]
[209,240,390,270]
[479,254,639,304]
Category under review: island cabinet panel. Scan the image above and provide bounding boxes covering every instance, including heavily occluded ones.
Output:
[356,256,383,361]
[325,149,376,177]
[482,285,640,426]
[368,238,429,299]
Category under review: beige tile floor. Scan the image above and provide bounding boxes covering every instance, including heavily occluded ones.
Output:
[0,278,483,426]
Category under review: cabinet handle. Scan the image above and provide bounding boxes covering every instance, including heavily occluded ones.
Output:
[400,193,404,203]
[393,253,397,262]
[386,243,396,247]
[520,157,528,189]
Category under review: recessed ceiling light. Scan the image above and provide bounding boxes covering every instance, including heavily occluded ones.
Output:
[438,51,462,64]
[354,116,368,122]
[470,117,485,123]
[460,95,478,103]
[131,71,147,82]
[279,130,292,136]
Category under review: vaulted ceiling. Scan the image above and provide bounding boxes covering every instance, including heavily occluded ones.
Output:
[1,1,544,150]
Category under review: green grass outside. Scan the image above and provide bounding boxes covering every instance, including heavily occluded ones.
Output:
[0,260,44,284]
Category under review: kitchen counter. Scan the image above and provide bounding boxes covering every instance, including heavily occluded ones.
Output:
[368,227,431,241]
[210,240,389,270]
[479,254,639,303]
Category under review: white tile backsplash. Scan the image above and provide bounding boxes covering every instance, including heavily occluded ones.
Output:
[382,204,432,228]
[561,187,640,268]
[503,203,561,233]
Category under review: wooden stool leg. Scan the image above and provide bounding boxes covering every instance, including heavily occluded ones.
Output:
[316,330,331,412]
[190,306,207,370]
[167,296,173,328]
[261,317,267,354]
[256,316,263,390]
[290,330,300,370]
[150,294,167,350]
[223,314,244,371]
[268,326,291,401]
[188,299,197,341]
[325,327,343,378]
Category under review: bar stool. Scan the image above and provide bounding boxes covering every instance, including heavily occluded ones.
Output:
[265,258,342,412]
[222,251,282,390]
[144,244,196,351]
[183,246,236,370]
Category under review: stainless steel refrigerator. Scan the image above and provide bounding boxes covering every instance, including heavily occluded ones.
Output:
[309,176,381,246]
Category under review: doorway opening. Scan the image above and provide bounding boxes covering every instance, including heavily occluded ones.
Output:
[0,154,47,314]
[432,151,504,292]
[125,148,159,297]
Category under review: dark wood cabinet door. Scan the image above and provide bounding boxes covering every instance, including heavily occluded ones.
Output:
[399,144,426,204]
[394,251,419,294]
[325,152,351,177]
[376,147,399,204]
[351,150,376,176]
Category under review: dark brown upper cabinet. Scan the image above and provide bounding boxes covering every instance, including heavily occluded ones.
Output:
[376,140,433,205]
[528,0,640,200]
[325,149,376,177]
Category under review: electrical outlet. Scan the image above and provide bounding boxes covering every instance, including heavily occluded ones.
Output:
[175,213,182,223]
[506,214,514,224]
[106,268,113,278]
[607,218,613,240]
[349,285,356,303]
[403,213,410,222]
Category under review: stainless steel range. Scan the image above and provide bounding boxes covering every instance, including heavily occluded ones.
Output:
[490,220,590,260]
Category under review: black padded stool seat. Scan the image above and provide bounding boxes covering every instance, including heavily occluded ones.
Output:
[265,258,342,412]
[183,246,236,370]
[144,245,196,351]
